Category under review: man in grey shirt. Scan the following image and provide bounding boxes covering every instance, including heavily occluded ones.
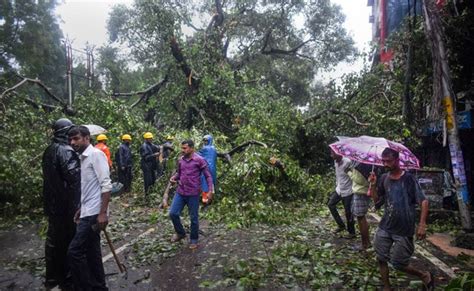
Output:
[327,148,355,237]
[67,126,112,290]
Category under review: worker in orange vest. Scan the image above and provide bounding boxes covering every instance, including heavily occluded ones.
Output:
[95,134,112,169]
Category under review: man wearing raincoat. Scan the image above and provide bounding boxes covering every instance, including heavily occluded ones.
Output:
[198,135,217,203]
[116,134,133,193]
[42,118,81,289]
[140,132,159,195]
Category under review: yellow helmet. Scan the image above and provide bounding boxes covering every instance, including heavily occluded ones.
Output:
[166,135,174,141]
[96,134,108,141]
[122,134,132,141]
[143,132,153,139]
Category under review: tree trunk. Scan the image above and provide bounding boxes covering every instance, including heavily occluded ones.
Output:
[402,39,414,124]
[422,0,472,230]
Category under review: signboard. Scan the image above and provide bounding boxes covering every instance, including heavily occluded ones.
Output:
[423,110,472,135]
[457,110,472,129]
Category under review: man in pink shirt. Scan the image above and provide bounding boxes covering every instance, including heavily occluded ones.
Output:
[169,139,214,249]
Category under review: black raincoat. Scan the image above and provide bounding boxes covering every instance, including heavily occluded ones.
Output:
[140,141,159,194]
[116,142,133,192]
[42,132,81,287]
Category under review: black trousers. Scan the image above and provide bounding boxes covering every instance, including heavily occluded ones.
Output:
[67,215,107,291]
[45,215,75,287]
[142,165,156,195]
[161,158,169,173]
[156,163,163,177]
[118,166,132,192]
[327,191,355,235]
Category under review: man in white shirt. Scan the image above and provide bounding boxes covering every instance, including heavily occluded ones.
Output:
[67,126,112,290]
[327,148,355,237]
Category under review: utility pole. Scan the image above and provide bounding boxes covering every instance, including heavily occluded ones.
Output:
[65,40,73,109]
[86,45,95,89]
[422,0,472,230]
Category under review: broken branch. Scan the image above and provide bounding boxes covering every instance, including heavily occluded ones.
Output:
[1,77,65,105]
[304,109,370,126]
[226,140,268,156]
[111,76,168,109]
[170,37,199,89]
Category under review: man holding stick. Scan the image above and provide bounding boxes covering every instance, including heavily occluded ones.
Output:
[67,126,112,290]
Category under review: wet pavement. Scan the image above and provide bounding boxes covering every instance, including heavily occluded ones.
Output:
[0,198,471,290]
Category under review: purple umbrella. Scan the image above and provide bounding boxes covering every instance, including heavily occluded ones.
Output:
[329,136,420,169]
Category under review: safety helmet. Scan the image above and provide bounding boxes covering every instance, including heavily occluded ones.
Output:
[52,118,74,133]
[143,132,153,139]
[166,135,174,141]
[97,134,108,141]
[122,134,132,141]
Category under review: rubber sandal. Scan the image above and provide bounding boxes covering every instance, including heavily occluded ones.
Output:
[171,233,186,243]
[422,272,435,291]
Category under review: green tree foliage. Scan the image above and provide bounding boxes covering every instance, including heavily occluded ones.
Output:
[443,1,474,96]
[0,0,399,218]
[0,95,51,217]
[0,92,151,217]
[297,6,472,174]
[4,0,470,225]
[299,64,412,174]
[0,0,66,98]
[96,45,147,94]
[105,0,356,126]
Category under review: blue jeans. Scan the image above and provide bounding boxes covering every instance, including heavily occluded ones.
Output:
[169,193,200,244]
[67,215,107,291]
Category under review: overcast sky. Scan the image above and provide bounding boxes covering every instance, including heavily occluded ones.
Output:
[55,0,372,77]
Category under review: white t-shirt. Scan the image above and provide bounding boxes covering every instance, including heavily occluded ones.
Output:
[79,144,112,218]
[335,157,353,197]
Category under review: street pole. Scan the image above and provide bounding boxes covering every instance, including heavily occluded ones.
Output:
[86,46,94,89]
[66,42,73,109]
[422,0,472,230]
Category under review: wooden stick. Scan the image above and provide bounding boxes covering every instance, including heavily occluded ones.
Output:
[159,175,175,209]
[103,230,125,273]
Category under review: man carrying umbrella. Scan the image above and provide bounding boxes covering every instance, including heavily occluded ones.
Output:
[369,148,433,290]
[348,162,376,251]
